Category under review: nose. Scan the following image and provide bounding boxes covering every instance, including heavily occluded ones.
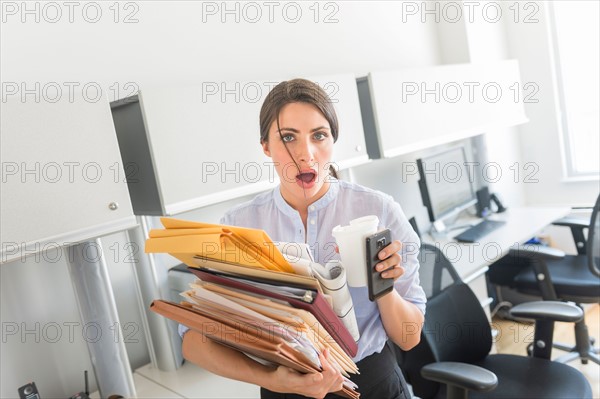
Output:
[295,137,315,165]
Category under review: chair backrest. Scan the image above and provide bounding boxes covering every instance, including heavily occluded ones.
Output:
[399,243,493,399]
[589,194,600,278]
[416,243,461,299]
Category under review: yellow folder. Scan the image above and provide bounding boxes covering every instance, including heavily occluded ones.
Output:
[145,217,294,273]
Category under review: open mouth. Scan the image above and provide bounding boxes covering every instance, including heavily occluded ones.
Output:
[296,171,316,185]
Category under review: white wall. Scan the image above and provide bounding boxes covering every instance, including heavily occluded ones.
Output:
[465,1,527,208]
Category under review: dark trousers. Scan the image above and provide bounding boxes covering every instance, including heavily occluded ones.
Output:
[260,342,411,399]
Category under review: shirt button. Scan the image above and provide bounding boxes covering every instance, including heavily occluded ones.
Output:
[309,205,315,211]
[310,219,316,225]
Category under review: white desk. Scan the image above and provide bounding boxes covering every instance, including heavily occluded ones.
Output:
[422,206,571,316]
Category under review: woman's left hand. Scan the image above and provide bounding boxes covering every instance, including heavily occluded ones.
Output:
[376,240,404,281]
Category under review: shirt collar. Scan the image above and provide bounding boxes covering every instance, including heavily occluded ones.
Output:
[274,177,340,215]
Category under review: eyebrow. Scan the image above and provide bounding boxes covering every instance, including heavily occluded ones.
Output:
[277,126,331,134]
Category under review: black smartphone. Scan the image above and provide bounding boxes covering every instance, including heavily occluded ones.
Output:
[365,229,394,301]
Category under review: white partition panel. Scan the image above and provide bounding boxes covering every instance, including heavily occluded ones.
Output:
[1,94,136,264]
[365,60,529,158]
[112,74,367,216]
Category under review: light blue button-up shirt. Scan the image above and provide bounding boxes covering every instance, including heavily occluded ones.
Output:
[212,178,427,362]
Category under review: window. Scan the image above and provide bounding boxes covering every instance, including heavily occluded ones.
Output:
[550,1,599,178]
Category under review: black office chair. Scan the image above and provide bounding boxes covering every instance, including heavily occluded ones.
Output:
[395,243,592,399]
[488,194,600,365]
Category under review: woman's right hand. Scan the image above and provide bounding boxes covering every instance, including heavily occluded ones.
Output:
[269,348,344,398]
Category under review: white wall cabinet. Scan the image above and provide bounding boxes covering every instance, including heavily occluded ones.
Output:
[360,60,528,159]
[111,74,368,216]
[1,95,136,264]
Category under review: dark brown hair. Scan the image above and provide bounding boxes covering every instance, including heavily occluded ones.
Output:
[259,78,339,179]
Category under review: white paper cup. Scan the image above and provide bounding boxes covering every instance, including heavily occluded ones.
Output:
[331,215,379,287]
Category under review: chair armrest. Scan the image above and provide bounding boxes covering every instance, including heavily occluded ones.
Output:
[509,301,583,323]
[421,362,498,393]
[552,217,588,229]
[509,244,565,260]
[553,217,589,255]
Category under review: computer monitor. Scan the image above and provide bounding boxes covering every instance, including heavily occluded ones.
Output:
[417,146,477,230]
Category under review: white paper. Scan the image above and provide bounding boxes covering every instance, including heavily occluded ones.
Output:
[312,260,360,342]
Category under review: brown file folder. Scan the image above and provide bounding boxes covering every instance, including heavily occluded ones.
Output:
[150,300,359,399]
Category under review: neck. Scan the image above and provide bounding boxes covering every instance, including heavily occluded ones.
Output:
[279,181,331,229]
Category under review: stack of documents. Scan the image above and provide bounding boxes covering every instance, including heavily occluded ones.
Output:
[146,218,360,399]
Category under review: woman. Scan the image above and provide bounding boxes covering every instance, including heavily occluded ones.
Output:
[182,79,426,399]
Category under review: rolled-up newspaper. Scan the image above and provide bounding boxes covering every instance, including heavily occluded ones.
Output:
[274,242,360,342]
[312,260,360,342]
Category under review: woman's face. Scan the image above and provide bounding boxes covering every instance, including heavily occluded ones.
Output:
[262,101,334,210]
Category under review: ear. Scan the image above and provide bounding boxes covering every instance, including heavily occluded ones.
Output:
[261,140,271,157]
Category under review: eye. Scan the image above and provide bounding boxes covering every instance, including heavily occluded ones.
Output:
[281,134,295,143]
[313,132,328,141]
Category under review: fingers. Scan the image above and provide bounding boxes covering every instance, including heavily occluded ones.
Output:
[376,240,404,280]
[277,353,343,398]
[381,264,405,279]
[319,348,335,372]
[318,349,344,393]
[324,349,344,393]
[377,240,402,260]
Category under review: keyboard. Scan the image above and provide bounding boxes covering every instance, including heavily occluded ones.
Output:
[454,220,506,243]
